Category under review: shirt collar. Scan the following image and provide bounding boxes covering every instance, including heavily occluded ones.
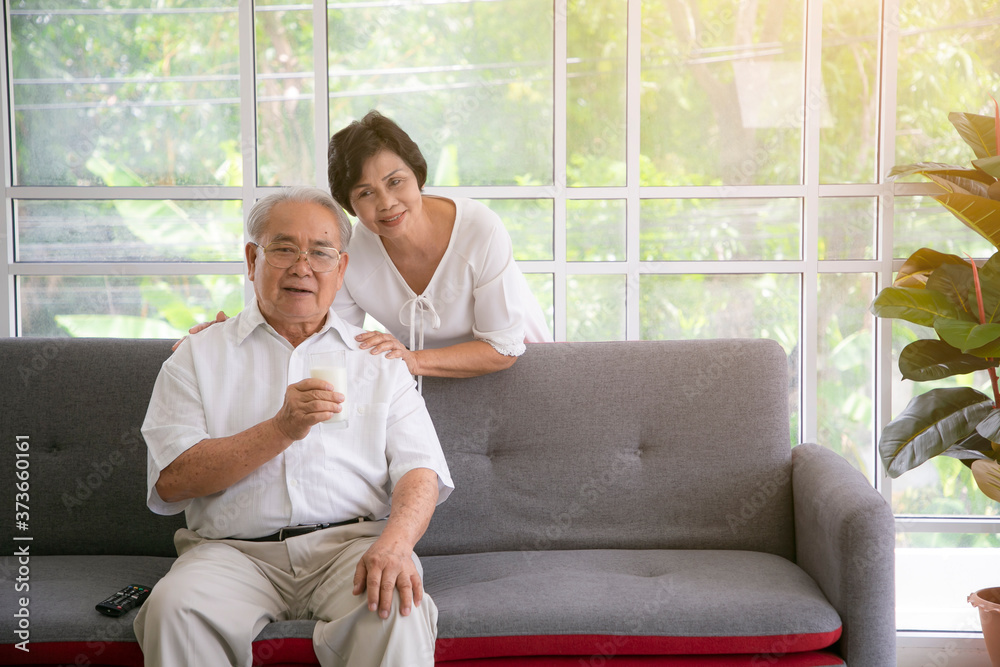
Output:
[236,299,359,350]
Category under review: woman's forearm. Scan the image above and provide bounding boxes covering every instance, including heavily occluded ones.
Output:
[410,340,517,378]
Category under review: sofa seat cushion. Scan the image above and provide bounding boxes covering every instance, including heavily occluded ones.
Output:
[423,549,842,663]
[0,555,318,667]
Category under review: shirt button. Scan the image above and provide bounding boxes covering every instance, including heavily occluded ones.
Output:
[356,406,364,415]
[289,479,299,487]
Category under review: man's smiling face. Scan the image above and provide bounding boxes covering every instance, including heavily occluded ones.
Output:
[246,200,348,334]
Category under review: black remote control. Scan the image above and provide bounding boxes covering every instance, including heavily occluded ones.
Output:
[95,584,152,617]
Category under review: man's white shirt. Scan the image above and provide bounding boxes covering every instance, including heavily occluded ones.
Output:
[141,300,454,539]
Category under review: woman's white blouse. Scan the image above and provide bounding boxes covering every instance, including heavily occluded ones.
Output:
[334,197,551,356]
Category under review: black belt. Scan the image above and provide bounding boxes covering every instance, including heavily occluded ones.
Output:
[244,517,369,542]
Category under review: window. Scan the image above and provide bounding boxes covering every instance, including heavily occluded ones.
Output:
[3,0,1000,635]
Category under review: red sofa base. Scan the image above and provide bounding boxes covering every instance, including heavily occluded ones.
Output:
[0,630,843,666]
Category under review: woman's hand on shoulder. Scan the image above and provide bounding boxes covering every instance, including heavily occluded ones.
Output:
[171,311,229,352]
[356,330,417,374]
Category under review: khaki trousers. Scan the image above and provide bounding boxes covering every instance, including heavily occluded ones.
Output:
[133,521,437,667]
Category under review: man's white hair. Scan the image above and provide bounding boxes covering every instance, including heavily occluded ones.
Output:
[246,187,353,249]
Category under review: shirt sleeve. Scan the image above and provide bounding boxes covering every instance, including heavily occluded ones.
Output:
[333,279,367,329]
[383,358,454,503]
[470,211,533,356]
[140,341,212,516]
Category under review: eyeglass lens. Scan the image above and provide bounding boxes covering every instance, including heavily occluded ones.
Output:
[264,243,340,272]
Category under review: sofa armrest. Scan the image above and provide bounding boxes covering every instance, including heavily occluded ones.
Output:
[791,443,896,667]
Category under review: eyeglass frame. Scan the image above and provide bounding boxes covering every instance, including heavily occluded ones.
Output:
[250,240,343,273]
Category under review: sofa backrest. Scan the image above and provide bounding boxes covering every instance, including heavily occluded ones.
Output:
[0,337,794,561]
[418,339,795,561]
[0,338,183,557]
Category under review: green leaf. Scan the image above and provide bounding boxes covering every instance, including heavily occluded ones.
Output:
[934,319,978,350]
[966,337,1000,358]
[925,262,974,311]
[897,339,998,381]
[54,314,185,339]
[972,252,1000,323]
[967,322,1000,349]
[941,432,995,468]
[870,286,967,327]
[976,409,1000,443]
[926,171,994,199]
[972,156,1000,179]
[888,162,966,179]
[933,319,1000,352]
[879,387,994,478]
[934,192,1000,248]
[949,112,998,160]
[893,248,969,288]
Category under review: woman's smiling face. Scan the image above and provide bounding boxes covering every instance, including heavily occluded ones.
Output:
[349,150,425,239]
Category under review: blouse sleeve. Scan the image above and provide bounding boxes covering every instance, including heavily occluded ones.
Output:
[470,211,532,357]
[333,279,366,329]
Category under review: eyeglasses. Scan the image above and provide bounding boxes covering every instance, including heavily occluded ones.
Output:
[251,241,342,273]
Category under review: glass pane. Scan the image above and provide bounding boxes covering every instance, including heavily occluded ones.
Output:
[818,273,875,480]
[818,197,876,260]
[819,0,879,184]
[640,0,805,185]
[524,273,554,338]
[567,200,626,261]
[15,200,244,262]
[896,535,1000,633]
[895,0,1000,170]
[566,274,625,342]
[328,1,552,187]
[19,275,245,338]
[889,320,1000,517]
[478,199,553,262]
[640,199,801,261]
[10,2,241,186]
[894,195,994,260]
[640,273,800,442]
[567,0,626,187]
[256,4,315,186]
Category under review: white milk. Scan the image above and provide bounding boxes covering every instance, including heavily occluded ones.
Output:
[310,366,348,423]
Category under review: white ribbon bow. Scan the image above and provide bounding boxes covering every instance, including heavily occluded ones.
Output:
[399,295,441,392]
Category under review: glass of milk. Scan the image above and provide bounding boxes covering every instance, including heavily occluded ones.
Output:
[309,350,348,426]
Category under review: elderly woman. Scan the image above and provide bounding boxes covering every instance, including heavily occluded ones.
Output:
[186,111,551,378]
[329,110,550,378]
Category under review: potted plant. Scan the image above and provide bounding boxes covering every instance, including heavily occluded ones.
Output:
[871,101,1000,660]
[870,101,1000,502]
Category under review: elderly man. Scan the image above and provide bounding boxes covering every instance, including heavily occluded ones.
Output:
[135,187,453,666]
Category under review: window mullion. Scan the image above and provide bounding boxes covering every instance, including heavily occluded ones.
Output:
[625,0,641,341]
[801,0,824,446]
[314,0,329,191]
[240,0,258,305]
[554,0,567,343]
[876,0,900,504]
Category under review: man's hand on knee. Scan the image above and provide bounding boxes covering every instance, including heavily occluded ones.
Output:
[353,539,423,619]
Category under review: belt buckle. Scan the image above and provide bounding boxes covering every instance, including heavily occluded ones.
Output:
[277,525,315,541]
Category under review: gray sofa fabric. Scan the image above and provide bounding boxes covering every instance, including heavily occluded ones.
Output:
[422,549,841,638]
[0,337,894,665]
[792,443,898,666]
[418,339,795,560]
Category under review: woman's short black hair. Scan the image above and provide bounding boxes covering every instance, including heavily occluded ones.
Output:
[327,110,428,217]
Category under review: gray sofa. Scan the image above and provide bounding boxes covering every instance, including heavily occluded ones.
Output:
[0,337,895,666]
